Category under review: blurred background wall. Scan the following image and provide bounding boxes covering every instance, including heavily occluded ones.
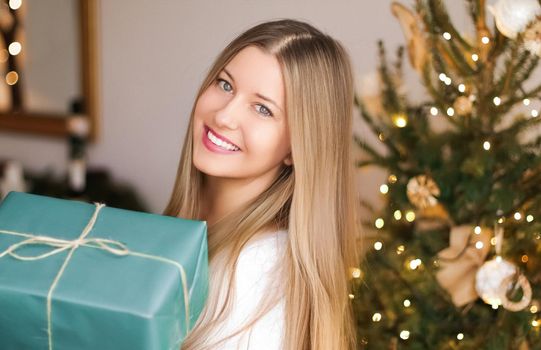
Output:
[0,0,473,214]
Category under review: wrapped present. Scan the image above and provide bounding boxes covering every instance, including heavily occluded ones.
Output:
[0,191,208,350]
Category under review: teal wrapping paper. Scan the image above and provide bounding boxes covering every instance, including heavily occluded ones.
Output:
[0,191,208,350]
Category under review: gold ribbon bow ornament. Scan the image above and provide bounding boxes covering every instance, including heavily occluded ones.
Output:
[436,225,532,311]
[436,225,492,307]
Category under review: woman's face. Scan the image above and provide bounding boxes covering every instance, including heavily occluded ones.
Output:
[192,45,291,185]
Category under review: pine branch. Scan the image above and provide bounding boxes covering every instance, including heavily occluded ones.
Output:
[436,40,476,77]
[426,0,473,51]
[511,53,540,92]
[493,42,521,99]
[356,159,386,168]
[378,41,404,113]
[465,0,481,30]
[495,113,541,140]
[353,134,386,161]
[354,96,386,134]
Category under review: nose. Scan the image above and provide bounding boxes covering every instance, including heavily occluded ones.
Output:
[214,96,241,130]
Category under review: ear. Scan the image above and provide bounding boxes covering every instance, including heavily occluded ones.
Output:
[283,153,293,166]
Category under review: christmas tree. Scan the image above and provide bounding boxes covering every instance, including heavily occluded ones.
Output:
[352,0,541,349]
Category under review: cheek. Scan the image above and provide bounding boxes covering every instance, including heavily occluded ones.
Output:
[245,127,290,160]
[193,94,210,119]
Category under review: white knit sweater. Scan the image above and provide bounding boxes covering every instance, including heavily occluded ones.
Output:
[205,229,287,349]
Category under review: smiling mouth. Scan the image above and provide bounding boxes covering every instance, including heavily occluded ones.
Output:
[204,125,241,151]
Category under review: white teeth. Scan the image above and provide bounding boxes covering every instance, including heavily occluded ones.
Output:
[207,130,239,151]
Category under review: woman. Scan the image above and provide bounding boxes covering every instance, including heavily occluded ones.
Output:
[164,19,360,350]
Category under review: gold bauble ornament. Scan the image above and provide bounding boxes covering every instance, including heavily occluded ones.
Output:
[453,96,473,116]
[406,175,440,209]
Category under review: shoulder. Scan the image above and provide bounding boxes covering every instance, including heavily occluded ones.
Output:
[234,229,288,306]
[227,229,288,349]
[236,229,288,281]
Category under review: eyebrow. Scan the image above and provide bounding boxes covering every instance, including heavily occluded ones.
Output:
[223,68,283,113]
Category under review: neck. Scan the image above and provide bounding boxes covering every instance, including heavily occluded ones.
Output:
[200,171,278,226]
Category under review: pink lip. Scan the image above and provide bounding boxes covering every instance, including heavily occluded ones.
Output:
[202,125,241,154]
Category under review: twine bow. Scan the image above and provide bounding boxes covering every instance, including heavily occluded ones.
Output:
[435,225,492,307]
[0,202,191,350]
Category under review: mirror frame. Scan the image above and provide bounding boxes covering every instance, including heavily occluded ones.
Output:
[0,0,99,142]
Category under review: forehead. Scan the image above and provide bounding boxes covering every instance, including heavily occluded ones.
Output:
[224,46,284,104]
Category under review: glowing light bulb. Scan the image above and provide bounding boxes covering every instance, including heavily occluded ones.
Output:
[481,36,490,44]
[474,226,481,235]
[444,77,452,85]
[475,241,484,249]
[458,84,465,93]
[374,241,383,251]
[526,215,534,222]
[439,73,447,81]
[521,255,529,263]
[388,174,397,183]
[403,299,411,307]
[409,258,422,270]
[9,0,22,10]
[348,293,355,299]
[392,113,408,128]
[394,210,402,220]
[493,97,501,106]
[430,107,438,116]
[396,245,405,254]
[514,212,522,220]
[375,218,385,229]
[372,313,382,322]
[405,211,416,222]
[471,54,479,62]
[380,184,389,194]
[351,267,362,278]
[531,110,539,118]
[523,98,530,106]
[5,71,18,85]
[483,141,491,150]
[447,107,455,116]
[400,330,410,340]
[443,32,451,40]
[457,333,464,340]
[8,42,21,56]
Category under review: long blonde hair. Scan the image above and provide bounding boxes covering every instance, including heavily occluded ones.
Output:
[164,19,360,350]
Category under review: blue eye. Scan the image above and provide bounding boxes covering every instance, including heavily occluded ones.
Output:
[217,78,233,93]
[255,104,273,117]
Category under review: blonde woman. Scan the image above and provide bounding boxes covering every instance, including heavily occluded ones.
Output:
[164,19,360,350]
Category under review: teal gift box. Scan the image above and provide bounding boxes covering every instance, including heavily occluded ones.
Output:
[0,191,208,350]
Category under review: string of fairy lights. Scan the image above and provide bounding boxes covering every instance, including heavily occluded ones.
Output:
[389,30,540,139]
[352,27,541,344]
[353,196,540,341]
[1,0,23,86]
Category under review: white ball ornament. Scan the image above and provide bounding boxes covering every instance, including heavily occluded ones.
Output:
[488,0,541,39]
[475,257,532,311]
